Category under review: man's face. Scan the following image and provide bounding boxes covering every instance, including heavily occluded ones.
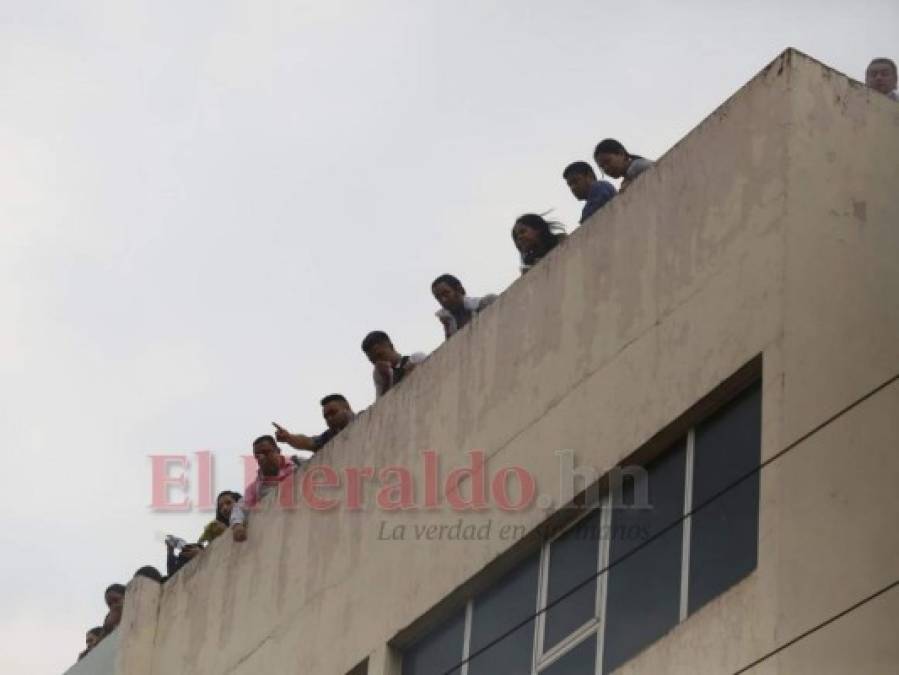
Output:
[432,282,465,312]
[866,61,897,95]
[253,440,281,476]
[322,399,353,431]
[595,151,628,178]
[365,340,395,365]
[565,173,594,200]
[105,589,124,611]
[86,631,101,649]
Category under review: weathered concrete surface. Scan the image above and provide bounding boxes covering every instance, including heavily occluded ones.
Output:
[87,49,899,675]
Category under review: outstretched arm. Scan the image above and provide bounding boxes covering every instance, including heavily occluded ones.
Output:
[272,422,319,452]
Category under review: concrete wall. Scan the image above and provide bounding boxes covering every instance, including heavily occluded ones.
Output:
[95,50,899,675]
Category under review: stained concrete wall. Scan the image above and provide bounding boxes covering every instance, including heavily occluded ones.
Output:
[85,49,899,675]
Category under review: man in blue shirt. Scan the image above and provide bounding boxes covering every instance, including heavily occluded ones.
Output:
[563,161,617,223]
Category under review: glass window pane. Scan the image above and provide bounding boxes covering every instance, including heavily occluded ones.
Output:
[402,609,465,675]
[540,634,597,675]
[469,553,540,675]
[602,440,686,674]
[688,382,761,614]
[544,509,601,651]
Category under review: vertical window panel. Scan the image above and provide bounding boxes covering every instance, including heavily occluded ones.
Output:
[468,553,540,675]
[602,439,686,674]
[402,609,465,675]
[688,382,761,614]
[544,509,602,652]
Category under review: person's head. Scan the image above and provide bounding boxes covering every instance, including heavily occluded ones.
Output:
[320,394,354,432]
[431,274,467,312]
[562,162,597,200]
[252,435,282,477]
[85,627,104,650]
[361,331,399,365]
[104,584,126,611]
[593,139,631,178]
[512,214,561,263]
[215,490,242,525]
[866,58,897,95]
[133,566,163,583]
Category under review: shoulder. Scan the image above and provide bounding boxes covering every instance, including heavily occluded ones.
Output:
[408,351,428,364]
[628,157,654,177]
[477,294,498,309]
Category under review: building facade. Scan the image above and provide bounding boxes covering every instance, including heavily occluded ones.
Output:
[68,49,899,675]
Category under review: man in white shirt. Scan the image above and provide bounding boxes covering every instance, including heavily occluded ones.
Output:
[866,58,898,101]
[361,331,427,398]
[431,274,497,340]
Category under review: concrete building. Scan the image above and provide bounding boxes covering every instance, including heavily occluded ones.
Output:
[67,48,899,675]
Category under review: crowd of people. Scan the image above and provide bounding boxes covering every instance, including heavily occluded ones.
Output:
[75,56,897,663]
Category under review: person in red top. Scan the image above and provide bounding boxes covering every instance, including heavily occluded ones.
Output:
[230,435,296,542]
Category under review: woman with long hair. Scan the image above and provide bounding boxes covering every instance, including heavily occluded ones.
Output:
[512,213,567,274]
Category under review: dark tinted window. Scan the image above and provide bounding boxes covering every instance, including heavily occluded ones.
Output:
[544,509,602,651]
[468,553,540,675]
[688,382,761,614]
[402,609,465,675]
[541,634,596,675]
[602,439,686,673]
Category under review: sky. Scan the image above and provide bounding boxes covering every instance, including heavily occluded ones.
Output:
[2,1,897,672]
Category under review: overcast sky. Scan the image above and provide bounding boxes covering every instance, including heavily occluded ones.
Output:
[2,1,897,672]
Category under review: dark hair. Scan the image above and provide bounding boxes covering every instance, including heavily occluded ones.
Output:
[215,490,242,525]
[104,583,126,598]
[361,330,392,353]
[320,393,349,407]
[594,138,628,156]
[869,57,897,77]
[253,434,277,447]
[133,566,164,583]
[431,274,464,292]
[512,214,564,265]
[87,626,104,639]
[562,161,596,180]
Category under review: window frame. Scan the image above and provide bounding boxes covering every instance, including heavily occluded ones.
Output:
[401,375,762,675]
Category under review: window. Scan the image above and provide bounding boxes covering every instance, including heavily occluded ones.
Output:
[401,610,465,675]
[602,439,686,673]
[401,381,762,675]
[688,382,761,614]
[468,553,540,675]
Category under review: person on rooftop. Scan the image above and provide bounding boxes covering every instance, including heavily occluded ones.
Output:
[133,566,165,583]
[865,58,898,101]
[512,213,567,275]
[198,490,243,544]
[593,139,654,192]
[361,331,427,398]
[166,539,203,577]
[231,435,297,542]
[78,626,104,661]
[273,394,356,453]
[431,274,497,340]
[104,584,125,612]
[563,161,617,223]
